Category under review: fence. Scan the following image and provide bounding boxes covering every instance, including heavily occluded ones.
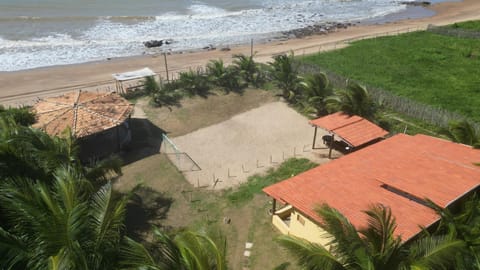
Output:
[297,61,480,132]
[161,133,201,172]
[427,24,480,39]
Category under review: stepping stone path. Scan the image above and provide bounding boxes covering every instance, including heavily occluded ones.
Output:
[243,242,253,269]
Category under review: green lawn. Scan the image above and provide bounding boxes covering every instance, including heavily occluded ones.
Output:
[300,30,480,122]
[450,20,480,30]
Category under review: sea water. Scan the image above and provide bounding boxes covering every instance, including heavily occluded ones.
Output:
[0,0,422,71]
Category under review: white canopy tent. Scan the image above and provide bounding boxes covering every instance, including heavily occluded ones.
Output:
[112,67,156,94]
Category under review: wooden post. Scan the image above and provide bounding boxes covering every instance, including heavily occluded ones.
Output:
[250,39,253,57]
[328,134,335,159]
[312,126,318,149]
[163,53,170,83]
[272,199,277,215]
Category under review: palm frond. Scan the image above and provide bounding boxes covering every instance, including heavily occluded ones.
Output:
[119,237,162,270]
[276,235,347,270]
[409,235,466,269]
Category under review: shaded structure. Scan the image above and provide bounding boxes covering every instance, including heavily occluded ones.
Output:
[263,134,480,244]
[310,112,388,157]
[32,91,134,160]
[112,67,156,94]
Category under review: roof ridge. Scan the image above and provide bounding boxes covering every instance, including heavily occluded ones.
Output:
[72,90,82,136]
[331,117,364,132]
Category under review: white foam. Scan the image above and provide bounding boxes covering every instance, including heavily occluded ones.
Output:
[0,0,411,71]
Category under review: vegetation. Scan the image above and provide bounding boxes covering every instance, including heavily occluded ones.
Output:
[300,31,480,122]
[0,105,35,126]
[439,120,480,148]
[0,117,226,270]
[226,158,317,205]
[268,53,301,101]
[232,54,265,88]
[298,72,333,116]
[451,20,480,31]
[326,81,376,120]
[279,204,466,270]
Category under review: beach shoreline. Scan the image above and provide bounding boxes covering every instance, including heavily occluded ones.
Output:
[1,0,480,106]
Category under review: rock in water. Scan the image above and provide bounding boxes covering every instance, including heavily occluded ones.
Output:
[144,40,164,48]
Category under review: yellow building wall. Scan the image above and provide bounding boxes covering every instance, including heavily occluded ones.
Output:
[287,210,330,246]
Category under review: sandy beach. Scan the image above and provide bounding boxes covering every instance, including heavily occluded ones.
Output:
[1,0,479,106]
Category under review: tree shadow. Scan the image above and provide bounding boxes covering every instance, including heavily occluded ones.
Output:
[120,118,166,165]
[124,186,174,241]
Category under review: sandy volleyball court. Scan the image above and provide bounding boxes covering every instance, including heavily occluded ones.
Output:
[168,102,333,189]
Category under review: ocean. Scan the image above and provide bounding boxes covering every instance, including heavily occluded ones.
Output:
[0,0,442,71]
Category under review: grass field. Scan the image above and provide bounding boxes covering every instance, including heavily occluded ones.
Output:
[450,20,480,30]
[300,30,480,122]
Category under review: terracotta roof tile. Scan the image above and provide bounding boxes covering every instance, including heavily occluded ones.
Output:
[310,112,388,147]
[263,134,480,241]
[32,91,133,138]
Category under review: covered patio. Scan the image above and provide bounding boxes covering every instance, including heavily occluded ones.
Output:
[310,112,389,158]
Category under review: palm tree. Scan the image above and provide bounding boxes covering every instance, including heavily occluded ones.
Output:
[298,72,333,116]
[120,227,227,270]
[439,120,480,148]
[326,81,376,120]
[0,105,35,126]
[0,118,78,182]
[0,166,131,270]
[428,196,480,269]
[232,53,264,87]
[268,53,301,101]
[0,118,121,184]
[207,59,242,93]
[178,69,211,98]
[278,204,465,270]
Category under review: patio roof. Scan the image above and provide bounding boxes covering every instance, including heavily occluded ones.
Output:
[32,91,134,138]
[310,112,388,147]
[263,134,480,241]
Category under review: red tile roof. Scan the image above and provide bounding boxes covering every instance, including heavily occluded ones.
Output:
[33,91,133,138]
[310,112,389,147]
[263,134,480,241]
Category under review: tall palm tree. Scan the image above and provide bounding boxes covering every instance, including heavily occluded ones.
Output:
[268,53,301,101]
[326,81,376,120]
[0,166,130,270]
[120,227,227,270]
[298,72,333,116]
[278,204,465,270]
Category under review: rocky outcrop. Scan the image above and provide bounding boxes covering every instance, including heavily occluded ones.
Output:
[143,39,173,48]
[281,22,354,39]
[400,1,431,6]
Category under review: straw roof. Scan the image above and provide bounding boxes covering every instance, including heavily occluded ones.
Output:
[32,91,134,138]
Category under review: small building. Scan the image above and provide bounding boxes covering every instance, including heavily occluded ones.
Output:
[310,112,389,156]
[263,134,480,244]
[32,91,134,160]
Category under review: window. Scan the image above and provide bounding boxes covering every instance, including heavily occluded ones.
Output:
[297,214,305,225]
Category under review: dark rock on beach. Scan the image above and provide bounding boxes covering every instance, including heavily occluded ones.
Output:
[281,22,354,39]
[143,39,174,48]
[400,1,431,6]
